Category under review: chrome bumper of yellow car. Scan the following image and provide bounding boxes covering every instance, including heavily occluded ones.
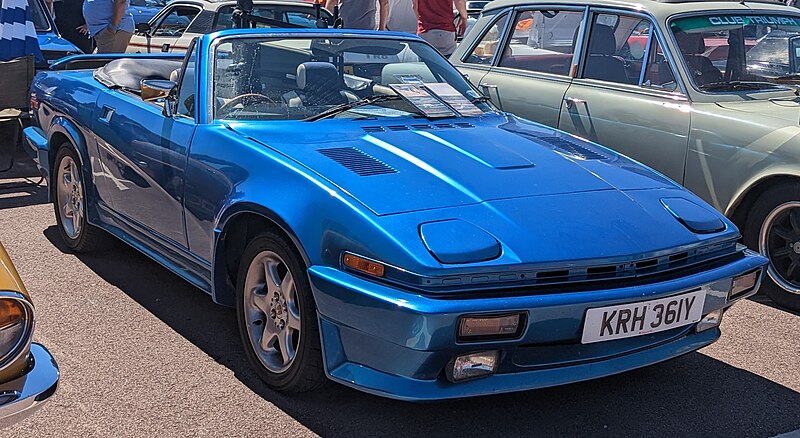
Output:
[0,343,59,427]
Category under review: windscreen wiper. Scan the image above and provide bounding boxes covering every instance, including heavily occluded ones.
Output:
[303,95,402,121]
[699,81,778,92]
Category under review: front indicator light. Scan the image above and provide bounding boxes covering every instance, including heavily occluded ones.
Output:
[446,351,499,382]
[458,313,525,342]
[729,270,760,300]
[342,253,385,277]
[695,309,724,333]
[0,297,29,365]
[0,299,24,329]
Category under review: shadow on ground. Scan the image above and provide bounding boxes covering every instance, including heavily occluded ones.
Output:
[0,127,47,210]
[43,226,800,438]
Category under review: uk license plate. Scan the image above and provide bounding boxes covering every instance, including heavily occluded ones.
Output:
[581,290,705,344]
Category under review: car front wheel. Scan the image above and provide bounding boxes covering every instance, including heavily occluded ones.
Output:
[235,231,326,392]
[744,183,800,311]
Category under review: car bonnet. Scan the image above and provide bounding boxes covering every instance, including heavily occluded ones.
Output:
[227,114,679,216]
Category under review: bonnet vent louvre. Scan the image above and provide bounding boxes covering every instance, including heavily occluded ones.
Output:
[362,126,385,133]
[540,136,608,160]
[318,147,397,176]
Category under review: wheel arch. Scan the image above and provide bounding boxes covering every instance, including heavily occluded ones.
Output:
[47,118,90,197]
[725,173,800,229]
[211,203,311,307]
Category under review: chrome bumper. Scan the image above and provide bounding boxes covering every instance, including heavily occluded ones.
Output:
[0,343,59,427]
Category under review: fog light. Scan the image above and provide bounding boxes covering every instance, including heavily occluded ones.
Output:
[695,309,724,333]
[457,313,525,342]
[447,351,499,382]
[729,270,760,300]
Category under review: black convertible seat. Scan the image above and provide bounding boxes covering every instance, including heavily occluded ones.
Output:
[94,58,183,92]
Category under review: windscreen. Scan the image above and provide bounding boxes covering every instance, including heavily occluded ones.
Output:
[29,0,51,32]
[670,14,800,92]
[212,36,492,121]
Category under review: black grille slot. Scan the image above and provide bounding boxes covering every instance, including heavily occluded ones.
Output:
[636,259,658,270]
[587,265,618,278]
[362,126,385,133]
[318,147,397,176]
[454,122,475,128]
[668,252,689,266]
[434,123,455,129]
[540,136,608,160]
[537,270,570,280]
[411,124,434,130]
[388,125,410,131]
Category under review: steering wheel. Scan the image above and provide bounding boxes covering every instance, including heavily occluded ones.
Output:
[218,93,276,115]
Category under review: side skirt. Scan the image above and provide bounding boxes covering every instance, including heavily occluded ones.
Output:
[94,202,214,295]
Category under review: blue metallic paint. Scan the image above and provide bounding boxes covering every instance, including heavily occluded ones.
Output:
[24,29,768,400]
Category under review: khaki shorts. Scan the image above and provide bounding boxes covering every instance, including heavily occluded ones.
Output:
[419,29,457,57]
[93,27,133,54]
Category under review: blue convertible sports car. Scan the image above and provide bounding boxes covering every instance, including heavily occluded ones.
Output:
[24,28,767,401]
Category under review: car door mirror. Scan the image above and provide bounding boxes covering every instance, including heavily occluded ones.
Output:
[135,22,151,35]
[141,79,177,117]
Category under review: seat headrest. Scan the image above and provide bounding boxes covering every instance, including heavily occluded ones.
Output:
[588,24,617,56]
[297,62,340,90]
[381,62,436,84]
[675,32,706,54]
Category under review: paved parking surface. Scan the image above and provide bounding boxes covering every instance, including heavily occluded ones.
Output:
[0,146,798,437]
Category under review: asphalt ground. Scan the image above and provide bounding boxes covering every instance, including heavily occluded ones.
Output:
[0,140,798,437]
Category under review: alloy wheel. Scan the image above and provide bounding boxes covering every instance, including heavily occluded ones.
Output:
[56,155,84,240]
[242,250,302,373]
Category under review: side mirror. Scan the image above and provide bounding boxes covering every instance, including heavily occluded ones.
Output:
[141,79,177,117]
[135,22,151,35]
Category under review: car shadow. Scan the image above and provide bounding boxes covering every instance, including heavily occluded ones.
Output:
[44,226,800,438]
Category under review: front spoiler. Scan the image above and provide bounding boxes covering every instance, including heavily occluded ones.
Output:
[0,343,59,427]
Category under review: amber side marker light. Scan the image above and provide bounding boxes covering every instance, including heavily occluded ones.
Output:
[343,253,385,277]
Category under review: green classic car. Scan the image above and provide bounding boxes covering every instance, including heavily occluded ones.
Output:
[453,0,800,310]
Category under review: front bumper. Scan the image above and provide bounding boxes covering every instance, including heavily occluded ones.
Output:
[0,344,59,427]
[309,250,766,401]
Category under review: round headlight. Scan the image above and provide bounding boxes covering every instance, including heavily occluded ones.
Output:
[0,297,31,366]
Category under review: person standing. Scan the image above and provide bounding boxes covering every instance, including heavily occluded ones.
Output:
[326,0,388,30]
[386,0,417,33]
[78,0,134,53]
[413,0,466,57]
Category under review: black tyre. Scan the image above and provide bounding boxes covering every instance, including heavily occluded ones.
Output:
[743,183,800,311]
[235,231,326,392]
[52,144,106,252]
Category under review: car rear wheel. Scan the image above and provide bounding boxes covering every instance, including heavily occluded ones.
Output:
[744,183,800,311]
[235,231,326,392]
[53,145,105,252]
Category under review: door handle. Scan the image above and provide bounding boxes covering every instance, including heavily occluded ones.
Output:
[99,106,115,123]
[563,96,586,108]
